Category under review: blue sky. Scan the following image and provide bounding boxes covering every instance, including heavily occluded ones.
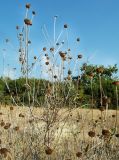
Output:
[0,0,119,78]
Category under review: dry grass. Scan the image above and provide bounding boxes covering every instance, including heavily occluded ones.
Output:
[0,105,119,160]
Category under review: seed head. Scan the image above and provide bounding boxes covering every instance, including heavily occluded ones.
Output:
[24,18,32,26]
[78,54,82,59]
[45,147,53,155]
[102,129,110,137]
[96,67,104,74]
[64,24,68,28]
[77,38,80,42]
[32,11,36,15]
[76,152,82,158]
[26,3,31,9]
[43,47,47,51]
[88,131,95,138]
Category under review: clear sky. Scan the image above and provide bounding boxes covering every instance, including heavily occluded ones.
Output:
[0,0,119,78]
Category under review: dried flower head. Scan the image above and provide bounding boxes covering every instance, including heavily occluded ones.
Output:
[45,147,53,155]
[29,119,34,123]
[43,47,47,51]
[96,67,104,74]
[50,47,54,52]
[76,152,82,158]
[26,3,31,9]
[64,24,68,28]
[54,75,57,79]
[34,56,37,60]
[78,54,82,59]
[28,40,31,44]
[56,42,59,46]
[1,120,5,127]
[77,38,80,42]
[19,113,25,118]
[88,73,94,79]
[16,26,19,30]
[45,53,48,57]
[112,114,116,118]
[99,106,105,112]
[88,131,95,137]
[4,123,11,129]
[115,133,119,138]
[0,148,9,158]
[45,62,49,65]
[32,11,36,15]
[14,126,19,131]
[59,51,66,58]
[102,129,110,137]
[24,18,32,26]
[10,106,14,111]
[68,70,72,75]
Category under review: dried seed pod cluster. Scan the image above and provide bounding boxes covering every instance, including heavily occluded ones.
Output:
[45,147,53,155]
[96,67,104,74]
[88,131,96,137]
[24,19,32,26]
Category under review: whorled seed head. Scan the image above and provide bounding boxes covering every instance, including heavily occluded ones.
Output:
[59,51,66,58]
[43,47,47,51]
[88,131,96,138]
[64,24,68,28]
[112,114,116,118]
[0,148,10,158]
[50,47,54,52]
[77,54,82,59]
[19,113,25,118]
[32,11,36,15]
[68,69,72,75]
[54,75,57,79]
[16,25,19,30]
[102,129,110,137]
[24,19,32,26]
[88,73,94,79]
[115,133,119,138]
[4,123,11,129]
[96,67,104,74]
[45,147,53,155]
[99,106,105,112]
[28,40,31,44]
[10,106,14,111]
[76,151,82,158]
[45,62,49,65]
[26,3,31,9]
[34,56,37,60]
[14,126,19,131]
[1,120,5,127]
[77,38,80,42]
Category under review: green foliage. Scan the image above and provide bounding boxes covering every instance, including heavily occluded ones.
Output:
[0,63,118,109]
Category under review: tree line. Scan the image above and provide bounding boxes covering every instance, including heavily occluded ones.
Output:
[0,64,118,109]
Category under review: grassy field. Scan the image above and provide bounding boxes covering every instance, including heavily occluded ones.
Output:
[0,105,119,160]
